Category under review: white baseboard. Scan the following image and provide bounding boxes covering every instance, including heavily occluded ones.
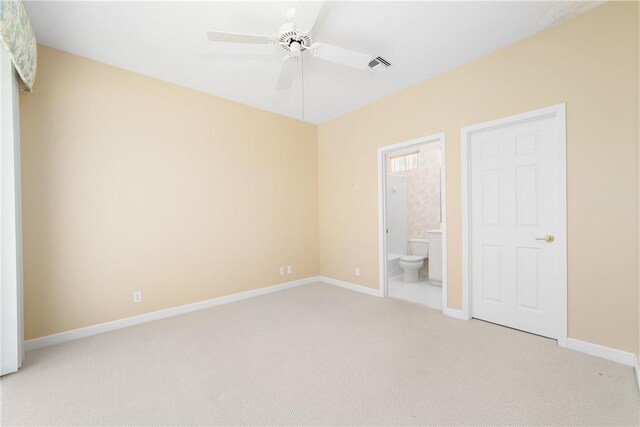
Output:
[23,276,640,393]
[25,276,322,351]
[566,338,637,367]
[25,276,381,351]
[634,355,640,391]
[439,313,638,384]
[318,276,384,297]
[443,307,470,320]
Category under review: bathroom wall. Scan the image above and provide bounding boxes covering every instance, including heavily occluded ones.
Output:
[386,143,441,241]
[406,142,441,238]
[318,2,639,353]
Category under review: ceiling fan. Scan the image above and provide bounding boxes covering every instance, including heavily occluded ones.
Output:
[206,3,383,91]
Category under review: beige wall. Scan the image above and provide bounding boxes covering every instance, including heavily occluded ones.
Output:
[637,0,640,361]
[20,46,319,340]
[318,2,639,353]
[19,3,640,355]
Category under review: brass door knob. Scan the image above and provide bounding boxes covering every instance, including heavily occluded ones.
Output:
[535,235,555,243]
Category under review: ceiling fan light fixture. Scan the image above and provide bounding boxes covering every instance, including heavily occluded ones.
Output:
[289,41,302,53]
[278,22,312,52]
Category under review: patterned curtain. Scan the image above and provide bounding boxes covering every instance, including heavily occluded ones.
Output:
[0,0,36,91]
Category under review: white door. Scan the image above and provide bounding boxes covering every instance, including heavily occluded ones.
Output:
[469,111,564,339]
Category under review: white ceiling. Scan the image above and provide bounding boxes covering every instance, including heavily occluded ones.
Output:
[24,1,602,124]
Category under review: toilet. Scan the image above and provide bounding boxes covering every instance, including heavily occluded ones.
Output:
[399,238,429,283]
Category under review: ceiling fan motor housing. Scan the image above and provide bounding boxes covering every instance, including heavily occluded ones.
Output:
[278,22,311,52]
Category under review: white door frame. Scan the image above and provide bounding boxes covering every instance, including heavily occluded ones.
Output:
[0,46,24,375]
[377,132,448,310]
[460,103,567,347]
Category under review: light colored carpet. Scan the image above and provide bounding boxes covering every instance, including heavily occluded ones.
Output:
[1,283,638,426]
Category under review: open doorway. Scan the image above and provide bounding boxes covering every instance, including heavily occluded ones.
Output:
[378,134,446,310]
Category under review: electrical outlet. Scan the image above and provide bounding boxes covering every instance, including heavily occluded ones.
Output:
[133,291,142,303]
[287,265,292,274]
[279,266,285,275]
[355,267,361,277]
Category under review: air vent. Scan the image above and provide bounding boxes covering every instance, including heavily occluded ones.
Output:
[368,56,392,73]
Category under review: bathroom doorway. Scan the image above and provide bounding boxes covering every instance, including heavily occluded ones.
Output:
[378,133,446,310]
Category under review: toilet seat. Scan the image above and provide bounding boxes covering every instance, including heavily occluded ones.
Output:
[400,255,425,263]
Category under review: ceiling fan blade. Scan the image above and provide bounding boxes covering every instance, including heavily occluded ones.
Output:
[293,1,325,34]
[196,52,281,63]
[309,43,373,70]
[277,55,299,91]
[206,31,276,45]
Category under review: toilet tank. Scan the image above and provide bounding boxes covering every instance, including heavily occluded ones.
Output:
[409,238,429,256]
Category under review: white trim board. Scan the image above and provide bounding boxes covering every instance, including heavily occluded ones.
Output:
[633,355,640,391]
[634,355,640,392]
[0,46,24,375]
[566,338,637,368]
[25,276,322,351]
[23,274,640,385]
[443,307,468,320]
[25,276,382,351]
[319,276,384,297]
